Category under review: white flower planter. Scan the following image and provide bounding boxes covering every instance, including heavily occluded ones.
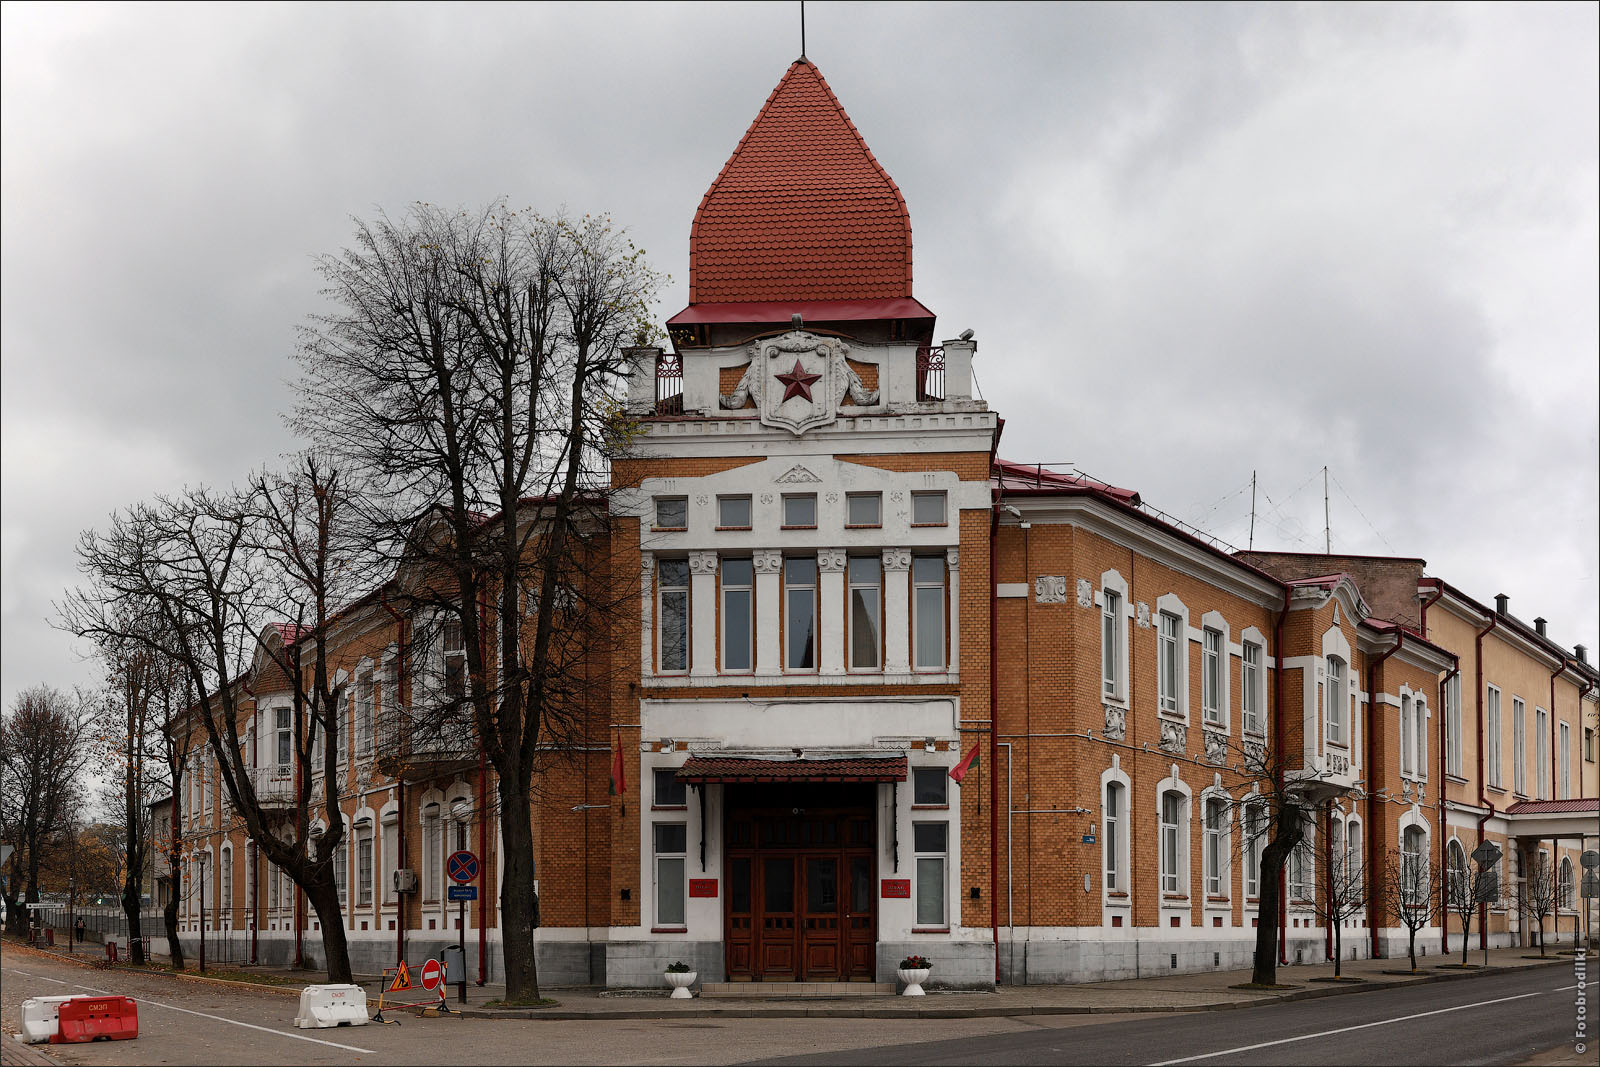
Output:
[664,970,698,999]
[897,967,930,996]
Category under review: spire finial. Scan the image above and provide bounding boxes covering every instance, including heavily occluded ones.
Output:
[800,1,806,59]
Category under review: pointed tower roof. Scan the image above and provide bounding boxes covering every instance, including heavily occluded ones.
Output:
[687,59,914,305]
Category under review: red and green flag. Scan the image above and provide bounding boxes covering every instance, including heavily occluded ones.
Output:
[949,741,981,784]
[609,735,626,796]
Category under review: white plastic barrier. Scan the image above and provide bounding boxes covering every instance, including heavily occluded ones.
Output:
[19,995,77,1043]
[294,984,369,1029]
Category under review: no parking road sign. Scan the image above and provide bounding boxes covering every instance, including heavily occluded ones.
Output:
[447,850,479,884]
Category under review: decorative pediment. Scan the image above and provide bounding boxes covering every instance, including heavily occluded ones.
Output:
[718,330,879,436]
[774,465,822,484]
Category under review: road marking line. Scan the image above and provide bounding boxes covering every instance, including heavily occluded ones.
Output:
[1147,986,1569,1065]
[6,967,378,1054]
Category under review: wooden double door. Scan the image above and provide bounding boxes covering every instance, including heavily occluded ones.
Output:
[724,783,876,981]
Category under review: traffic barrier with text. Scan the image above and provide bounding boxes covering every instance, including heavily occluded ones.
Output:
[51,996,139,1043]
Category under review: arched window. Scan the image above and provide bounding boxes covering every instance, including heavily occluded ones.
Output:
[1159,790,1186,894]
[1346,820,1363,890]
[1401,827,1426,904]
[1203,798,1227,897]
[1447,840,1469,904]
[1104,782,1126,892]
[421,802,443,902]
[1244,801,1267,899]
[1288,820,1313,901]
[1559,857,1575,910]
[1326,657,1346,745]
[355,817,374,908]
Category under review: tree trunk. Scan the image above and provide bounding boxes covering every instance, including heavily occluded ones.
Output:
[499,776,540,1001]
[1459,913,1470,965]
[304,880,352,984]
[1408,926,1418,972]
[1332,918,1342,977]
[164,856,185,970]
[121,872,145,965]
[1251,849,1288,985]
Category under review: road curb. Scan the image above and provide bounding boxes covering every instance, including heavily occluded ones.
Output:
[1,937,304,998]
[408,957,1579,1022]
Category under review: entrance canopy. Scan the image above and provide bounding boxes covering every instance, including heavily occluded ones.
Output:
[676,754,908,784]
[1503,797,1599,840]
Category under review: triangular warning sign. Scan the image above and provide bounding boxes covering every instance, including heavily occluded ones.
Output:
[388,961,412,992]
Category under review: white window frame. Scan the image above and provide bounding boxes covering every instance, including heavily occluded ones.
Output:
[720,557,754,674]
[1288,825,1314,902]
[1446,674,1463,776]
[422,801,443,903]
[1327,657,1347,747]
[356,822,374,908]
[1401,693,1415,776]
[1202,629,1224,726]
[381,813,399,905]
[716,494,752,530]
[355,667,374,757]
[913,821,949,927]
[1346,817,1363,895]
[1486,686,1503,787]
[781,493,817,528]
[1535,707,1549,799]
[657,558,690,674]
[1413,696,1428,780]
[653,822,688,928]
[784,555,819,673]
[1558,722,1570,797]
[1244,798,1267,899]
[1104,780,1126,893]
[219,845,232,928]
[1513,696,1526,795]
[1241,641,1264,735]
[1102,589,1122,701]
[847,555,883,672]
[1156,597,1189,719]
[910,491,947,526]
[845,492,881,528]
[1401,826,1426,906]
[1202,796,1228,898]
[911,554,946,671]
[1159,789,1188,896]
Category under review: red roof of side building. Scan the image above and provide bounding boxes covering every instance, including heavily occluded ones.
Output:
[991,460,1142,506]
[688,59,913,304]
[1503,797,1599,815]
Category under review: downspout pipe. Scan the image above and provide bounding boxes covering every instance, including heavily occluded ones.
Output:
[1547,656,1564,799]
[1367,628,1405,959]
[1474,612,1498,950]
[477,585,490,987]
[1438,664,1459,957]
[989,502,1001,984]
[1273,588,1289,966]
[1580,680,1594,800]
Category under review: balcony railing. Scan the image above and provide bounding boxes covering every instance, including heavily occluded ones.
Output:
[655,353,684,415]
[915,346,945,402]
[247,766,297,808]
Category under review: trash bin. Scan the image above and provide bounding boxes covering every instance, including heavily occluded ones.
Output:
[105,942,118,963]
[441,946,465,1001]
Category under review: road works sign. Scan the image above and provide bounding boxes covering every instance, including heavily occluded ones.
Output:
[387,962,412,992]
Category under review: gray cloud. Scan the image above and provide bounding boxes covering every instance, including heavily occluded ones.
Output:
[3,2,1595,706]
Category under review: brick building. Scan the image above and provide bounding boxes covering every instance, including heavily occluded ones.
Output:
[166,58,1599,986]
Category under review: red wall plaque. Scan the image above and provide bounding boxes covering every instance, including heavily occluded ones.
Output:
[688,878,718,898]
[881,878,911,898]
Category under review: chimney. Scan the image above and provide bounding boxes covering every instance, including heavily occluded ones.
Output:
[1534,617,1547,637]
[1494,593,1509,616]
[1577,644,1589,665]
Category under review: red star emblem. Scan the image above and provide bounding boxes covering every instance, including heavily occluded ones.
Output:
[775,359,822,403]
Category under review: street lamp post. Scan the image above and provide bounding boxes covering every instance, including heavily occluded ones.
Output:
[67,877,75,953]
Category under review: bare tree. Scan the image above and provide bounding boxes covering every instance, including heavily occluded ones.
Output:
[0,687,92,936]
[62,456,373,981]
[1305,805,1367,978]
[1519,850,1558,957]
[1444,846,1494,966]
[293,202,662,1001]
[1382,844,1441,972]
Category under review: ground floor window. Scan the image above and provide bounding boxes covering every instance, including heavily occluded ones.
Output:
[913,822,948,926]
[655,822,687,927]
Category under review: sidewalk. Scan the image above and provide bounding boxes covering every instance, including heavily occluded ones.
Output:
[9,935,1591,1021]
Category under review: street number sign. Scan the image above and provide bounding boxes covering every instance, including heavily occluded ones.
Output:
[447,850,480,884]
[420,958,444,991]
[1471,841,1501,867]
[447,885,478,902]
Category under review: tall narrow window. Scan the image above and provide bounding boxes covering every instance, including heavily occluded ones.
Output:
[1203,798,1225,896]
[381,816,398,904]
[357,824,373,907]
[1158,612,1181,715]
[1560,857,1575,909]
[1327,658,1346,746]
[1242,643,1263,734]
[1347,820,1363,891]
[1448,840,1468,904]
[1202,630,1223,725]
[721,558,753,673]
[333,841,348,909]
[275,707,292,770]
[658,558,689,673]
[220,847,233,926]
[784,556,818,671]
[848,556,882,670]
[1446,674,1463,776]
[1101,590,1122,699]
[1535,708,1549,798]
[912,556,946,670]
[1288,837,1311,901]
[1159,791,1183,894]
[1245,802,1266,898]
[1559,723,1571,797]
[1414,698,1428,778]
[1513,697,1526,794]
[1401,694,1415,775]
[422,803,443,901]
[913,823,948,926]
[1486,687,1502,787]
[1104,783,1125,892]
[356,669,374,757]
[1401,827,1425,905]
[654,823,687,927]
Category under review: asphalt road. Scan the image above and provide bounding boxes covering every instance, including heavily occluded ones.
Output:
[3,942,1583,1067]
[750,963,1587,1067]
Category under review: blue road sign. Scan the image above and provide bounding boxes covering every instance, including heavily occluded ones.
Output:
[447,885,478,903]
[447,850,480,884]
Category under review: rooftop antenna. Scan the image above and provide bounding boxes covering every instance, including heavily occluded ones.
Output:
[1248,470,1257,551]
[1323,465,1331,554]
[800,1,806,59]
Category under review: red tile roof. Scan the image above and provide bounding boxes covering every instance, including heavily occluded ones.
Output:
[991,460,1142,506]
[689,59,913,304]
[1504,797,1598,815]
[677,754,908,783]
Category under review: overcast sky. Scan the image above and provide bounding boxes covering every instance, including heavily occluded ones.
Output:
[3,1,1596,709]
